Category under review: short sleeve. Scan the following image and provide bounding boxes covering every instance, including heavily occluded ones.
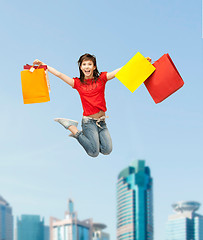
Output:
[99,72,108,83]
[72,77,79,89]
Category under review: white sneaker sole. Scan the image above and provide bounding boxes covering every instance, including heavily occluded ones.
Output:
[54,118,78,124]
[54,118,78,129]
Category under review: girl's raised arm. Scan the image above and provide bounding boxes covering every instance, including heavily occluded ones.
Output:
[33,59,74,87]
[107,57,152,81]
[106,68,122,81]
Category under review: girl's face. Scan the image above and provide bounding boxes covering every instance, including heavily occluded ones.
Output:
[80,60,96,79]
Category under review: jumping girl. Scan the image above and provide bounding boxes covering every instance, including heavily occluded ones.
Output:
[33,54,151,158]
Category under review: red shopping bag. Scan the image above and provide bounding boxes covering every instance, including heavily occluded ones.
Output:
[24,64,47,71]
[144,53,184,103]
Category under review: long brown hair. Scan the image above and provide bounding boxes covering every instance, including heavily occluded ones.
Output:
[78,53,100,84]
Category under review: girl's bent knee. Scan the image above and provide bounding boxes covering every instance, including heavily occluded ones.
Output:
[87,150,99,158]
[100,146,112,155]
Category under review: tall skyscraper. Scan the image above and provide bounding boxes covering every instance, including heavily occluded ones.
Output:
[50,199,110,240]
[117,160,153,240]
[166,201,203,240]
[0,195,13,240]
[17,215,45,240]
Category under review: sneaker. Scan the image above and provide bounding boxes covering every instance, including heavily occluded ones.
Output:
[54,118,78,130]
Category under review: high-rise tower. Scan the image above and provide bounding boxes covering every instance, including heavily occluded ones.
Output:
[117,160,153,240]
[0,195,13,240]
[166,201,203,240]
[17,215,45,240]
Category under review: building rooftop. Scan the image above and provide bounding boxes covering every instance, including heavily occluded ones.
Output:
[172,201,201,213]
[0,195,9,206]
[92,223,107,231]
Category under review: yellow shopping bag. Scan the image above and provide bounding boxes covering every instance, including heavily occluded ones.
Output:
[21,66,50,104]
[115,52,156,93]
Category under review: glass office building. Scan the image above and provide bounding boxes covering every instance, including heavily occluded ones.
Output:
[17,215,45,240]
[50,199,109,240]
[166,201,203,240]
[117,160,153,240]
[0,195,13,240]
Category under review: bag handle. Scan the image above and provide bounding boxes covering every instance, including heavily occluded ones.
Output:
[29,63,42,72]
[34,62,42,69]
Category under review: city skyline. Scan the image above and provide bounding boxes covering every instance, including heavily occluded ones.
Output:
[0,1,202,240]
[1,174,203,240]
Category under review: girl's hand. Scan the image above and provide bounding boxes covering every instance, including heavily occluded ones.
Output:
[33,59,45,66]
[146,57,152,63]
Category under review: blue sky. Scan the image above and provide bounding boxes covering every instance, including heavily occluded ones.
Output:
[0,0,202,239]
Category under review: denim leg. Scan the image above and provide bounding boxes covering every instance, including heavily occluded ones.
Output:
[75,119,100,158]
[98,121,112,155]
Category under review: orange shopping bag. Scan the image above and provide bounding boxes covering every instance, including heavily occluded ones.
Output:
[21,65,50,104]
[24,64,51,93]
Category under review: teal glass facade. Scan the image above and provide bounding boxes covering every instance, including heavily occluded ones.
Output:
[166,218,193,240]
[166,216,203,240]
[0,204,6,240]
[44,226,50,240]
[78,225,89,239]
[194,216,203,240]
[117,160,153,240]
[54,224,89,240]
[0,196,13,240]
[53,224,89,240]
[17,215,45,240]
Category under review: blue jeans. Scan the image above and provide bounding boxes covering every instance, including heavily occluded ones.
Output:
[74,117,112,158]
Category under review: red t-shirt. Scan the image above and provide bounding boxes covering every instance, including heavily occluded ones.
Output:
[73,72,108,116]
